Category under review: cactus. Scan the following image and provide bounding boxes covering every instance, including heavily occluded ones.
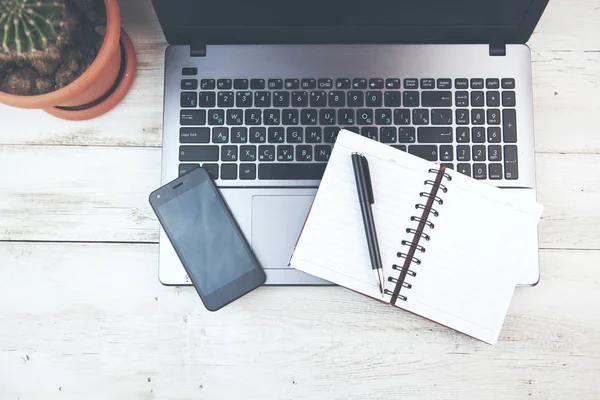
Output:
[0,0,73,61]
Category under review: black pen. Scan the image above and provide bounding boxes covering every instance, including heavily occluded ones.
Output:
[351,152,385,295]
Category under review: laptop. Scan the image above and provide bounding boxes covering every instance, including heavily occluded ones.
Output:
[151,0,548,286]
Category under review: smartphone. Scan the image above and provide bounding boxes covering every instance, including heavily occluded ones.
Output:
[149,167,266,311]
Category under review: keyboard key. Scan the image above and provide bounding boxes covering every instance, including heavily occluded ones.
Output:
[356,109,374,125]
[318,78,333,89]
[489,163,503,179]
[441,163,454,170]
[456,127,469,143]
[250,79,265,89]
[502,78,516,89]
[301,109,318,125]
[417,127,452,143]
[201,163,218,180]
[258,163,326,180]
[212,127,228,143]
[361,127,378,141]
[502,91,516,107]
[199,92,216,107]
[488,145,502,161]
[245,110,262,125]
[375,109,392,125]
[221,164,237,180]
[226,109,244,125]
[472,127,485,143]
[347,91,364,107]
[352,78,367,89]
[239,164,257,180]
[336,78,351,89]
[457,163,471,177]
[249,127,266,143]
[301,78,316,89]
[420,78,435,89]
[431,109,452,125]
[328,91,345,107]
[455,109,469,125]
[310,91,327,107]
[200,79,215,89]
[471,109,485,125]
[403,91,419,107]
[180,92,197,107]
[368,78,384,89]
[470,78,484,89]
[504,145,519,179]
[394,109,411,125]
[385,78,401,89]
[291,91,308,107]
[267,127,285,143]
[182,67,197,76]
[268,79,283,89]
[324,127,340,143]
[217,79,232,89]
[413,109,429,125]
[344,126,359,134]
[315,145,332,161]
[231,127,248,143]
[455,91,469,107]
[217,91,234,107]
[180,127,210,143]
[366,91,383,107]
[277,145,295,161]
[285,78,300,89]
[305,127,322,143]
[392,145,407,152]
[221,145,238,161]
[208,109,225,125]
[486,78,500,89]
[398,127,416,143]
[439,145,453,161]
[380,127,397,143]
[454,78,468,89]
[258,145,276,161]
[282,109,299,125]
[234,79,249,89]
[180,110,206,125]
[487,109,501,125]
[471,91,484,107]
[236,91,253,107]
[240,145,257,161]
[273,91,290,107]
[264,109,281,125]
[472,145,486,161]
[456,145,470,161]
[179,145,219,162]
[422,91,452,107]
[403,78,418,89]
[181,79,198,90]
[286,127,303,143]
[437,78,452,89]
[296,145,313,161]
[473,163,486,180]
[179,163,200,177]
[408,145,438,161]
[339,109,355,125]
[488,127,501,143]
[384,91,401,107]
[253,91,271,108]
[319,109,336,125]
[503,109,517,142]
[486,91,500,107]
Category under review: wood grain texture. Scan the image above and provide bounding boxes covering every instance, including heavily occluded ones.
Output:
[0,242,598,400]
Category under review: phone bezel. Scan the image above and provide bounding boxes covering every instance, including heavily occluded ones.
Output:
[149,167,266,311]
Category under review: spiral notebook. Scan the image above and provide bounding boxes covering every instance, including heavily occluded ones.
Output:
[290,130,543,344]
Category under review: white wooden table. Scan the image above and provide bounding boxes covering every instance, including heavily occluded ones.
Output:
[1,1,599,398]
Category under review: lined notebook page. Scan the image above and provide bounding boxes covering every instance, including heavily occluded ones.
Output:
[290,130,543,344]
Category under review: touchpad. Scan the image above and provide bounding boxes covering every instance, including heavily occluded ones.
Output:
[251,195,314,269]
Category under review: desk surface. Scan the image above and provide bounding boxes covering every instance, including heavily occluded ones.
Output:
[1,0,599,398]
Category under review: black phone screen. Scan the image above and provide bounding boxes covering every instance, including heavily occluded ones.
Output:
[154,176,257,296]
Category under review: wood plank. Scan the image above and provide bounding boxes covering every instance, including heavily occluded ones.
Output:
[0,242,598,399]
[0,145,598,249]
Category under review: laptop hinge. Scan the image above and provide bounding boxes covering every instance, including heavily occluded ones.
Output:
[190,42,206,57]
[489,42,506,57]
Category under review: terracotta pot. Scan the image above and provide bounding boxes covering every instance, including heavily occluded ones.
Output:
[0,0,137,121]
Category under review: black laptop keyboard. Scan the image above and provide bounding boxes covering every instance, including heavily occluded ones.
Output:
[178,70,519,181]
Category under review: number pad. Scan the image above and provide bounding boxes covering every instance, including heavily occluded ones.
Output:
[487,127,501,143]
[472,145,486,161]
[471,109,485,125]
[472,127,485,143]
[456,145,470,161]
[487,109,501,125]
[473,163,487,180]
[488,145,502,161]
[456,127,469,143]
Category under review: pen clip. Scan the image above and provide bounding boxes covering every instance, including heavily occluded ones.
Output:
[361,156,375,204]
